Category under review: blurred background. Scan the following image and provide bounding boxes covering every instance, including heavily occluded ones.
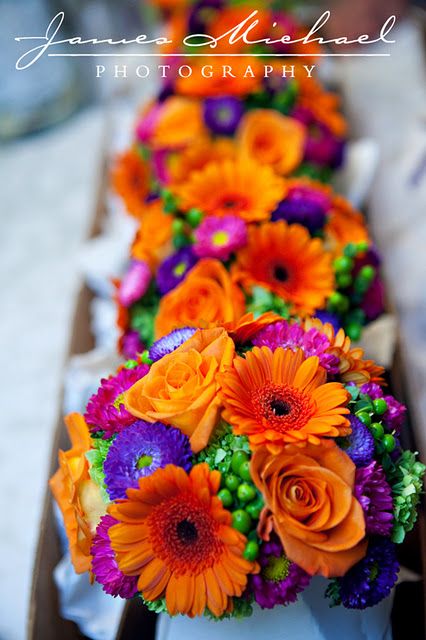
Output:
[1,1,425,638]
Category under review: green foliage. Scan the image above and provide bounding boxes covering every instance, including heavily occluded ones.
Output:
[205,596,254,621]
[129,283,160,347]
[325,579,342,607]
[86,437,114,503]
[388,451,425,543]
[246,286,292,320]
[197,423,250,475]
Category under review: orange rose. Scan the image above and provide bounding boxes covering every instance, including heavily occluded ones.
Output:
[49,414,106,573]
[151,96,207,149]
[324,195,370,255]
[154,259,245,339]
[251,442,367,578]
[237,110,307,176]
[124,328,235,452]
[131,200,173,270]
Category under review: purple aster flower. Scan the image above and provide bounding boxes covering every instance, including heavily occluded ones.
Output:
[104,420,193,501]
[91,515,138,598]
[120,329,144,360]
[85,363,149,439]
[193,215,247,260]
[118,260,151,308]
[341,414,375,467]
[149,327,196,362]
[250,537,310,608]
[253,320,340,374]
[203,96,244,136]
[292,106,344,169]
[337,538,399,609]
[360,383,406,434]
[314,310,341,333]
[156,247,197,295]
[188,0,224,34]
[360,275,385,322]
[272,184,331,234]
[355,461,393,535]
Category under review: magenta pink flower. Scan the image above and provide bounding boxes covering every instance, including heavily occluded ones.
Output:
[194,215,247,260]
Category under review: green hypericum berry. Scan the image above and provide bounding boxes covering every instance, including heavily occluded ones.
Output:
[356,241,370,254]
[343,243,358,258]
[172,219,185,235]
[345,322,362,342]
[218,488,233,508]
[370,422,384,439]
[372,398,388,415]
[231,450,249,475]
[173,233,189,249]
[225,474,240,492]
[237,484,257,503]
[334,256,354,273]
[243,541,259,562]
[239,460,252,482]
[383,434,396,452]
[246,502,262,519]
[356,411,372,427]
[186,208,204,228]
[359,265,376,282]
[336,272,353,289]
[124,359,139,369]
[232,510,252,534]
[328,292,349,314]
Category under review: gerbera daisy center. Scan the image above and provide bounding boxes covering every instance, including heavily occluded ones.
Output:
[176,519,198,544]
[252,382,315,433]
[273,264,289,283]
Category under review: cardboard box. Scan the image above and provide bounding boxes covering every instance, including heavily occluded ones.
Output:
[28,164,425,640]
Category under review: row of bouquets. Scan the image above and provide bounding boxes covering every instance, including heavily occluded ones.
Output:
[49,0,425,626]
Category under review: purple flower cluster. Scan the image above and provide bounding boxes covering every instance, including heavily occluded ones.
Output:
[157,247,197,295]
[343,414,375,467]
[272,184,331,234]
[251,537,310,608]
[84,363,149,439]
[337,538,399,609]
[149,327,197,362]
[91,515,138,598]
[292,106,344,169]
[104,420,193,500]
[360,383,406,433]
[355,462,393,536]
[120,330,144,360]
[203,96,244,136]
[253,320,340,374]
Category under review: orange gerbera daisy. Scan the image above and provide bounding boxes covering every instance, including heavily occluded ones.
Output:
[131,200,173,270]
[324,195,370,255]
[109,463,256,617]
[111,149,151,220]
[49,413,106,573]
[237,110,306,175]
[220,346,350,451]
[168,137,236,185]
[302,318,385,385]
[173,157,286,222]
[155,259,245,339]
[232,220,334,316]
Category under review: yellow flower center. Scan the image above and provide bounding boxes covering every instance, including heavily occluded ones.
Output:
[212,231,229,247]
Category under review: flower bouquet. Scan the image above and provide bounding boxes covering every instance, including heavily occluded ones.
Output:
[50,319,424,623]
[115,176,385,359]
